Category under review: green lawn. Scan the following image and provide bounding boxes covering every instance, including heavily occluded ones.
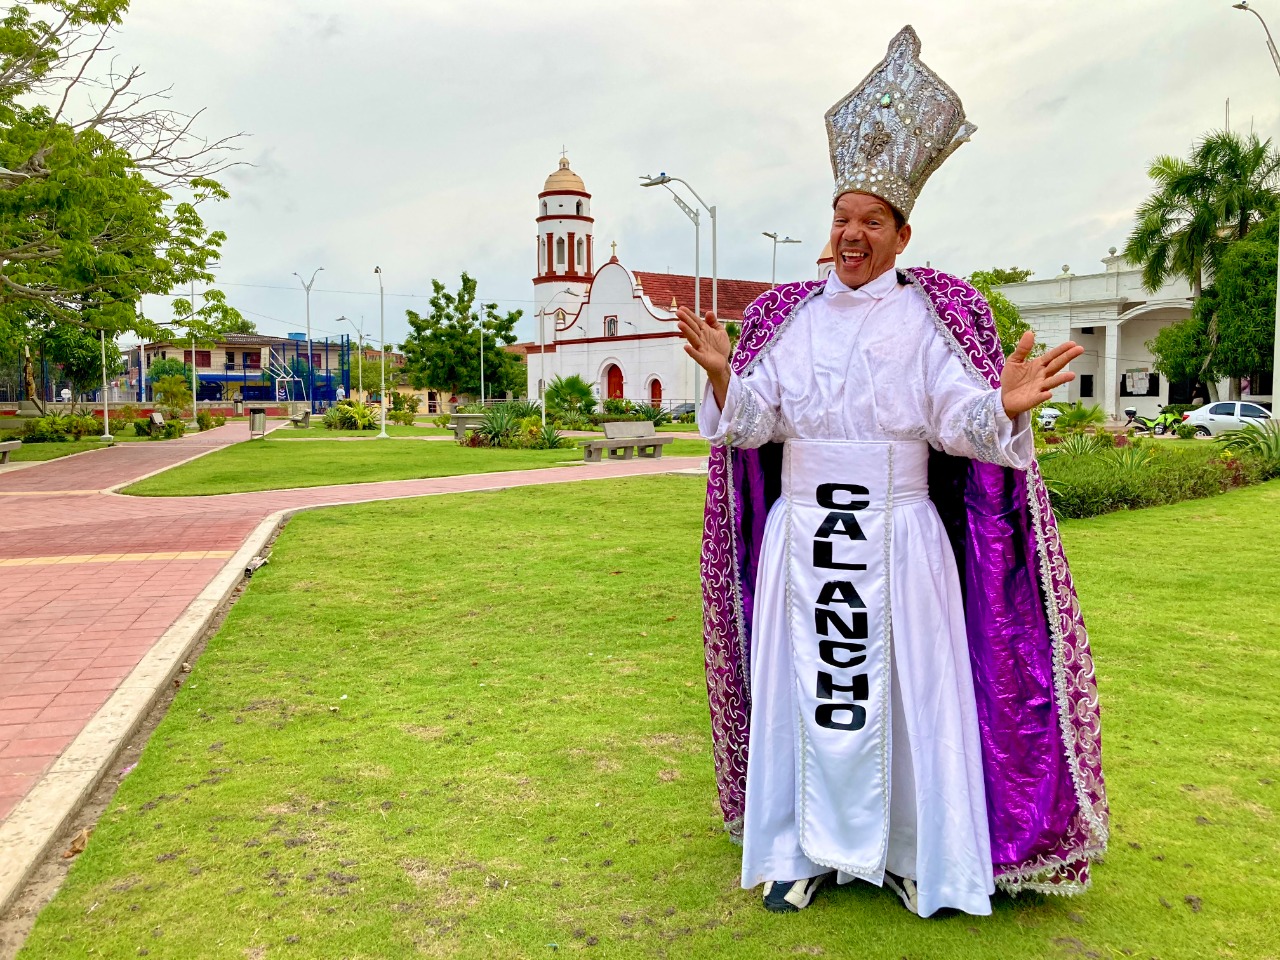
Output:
[4,433,158,462]
[18,479,1279,959]
[271,424,452,440]
[122,438,711,496]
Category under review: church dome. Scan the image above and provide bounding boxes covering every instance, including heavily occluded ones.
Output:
[817,240,834,264]
[544,155,586,193]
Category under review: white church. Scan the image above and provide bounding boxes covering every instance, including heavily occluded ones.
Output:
[523,156,770,408]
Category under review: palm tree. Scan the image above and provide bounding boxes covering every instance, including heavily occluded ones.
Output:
[1124,131,1280,297]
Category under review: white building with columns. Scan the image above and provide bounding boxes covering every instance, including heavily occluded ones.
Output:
[525,156,770,408]
[996,253,1209,420]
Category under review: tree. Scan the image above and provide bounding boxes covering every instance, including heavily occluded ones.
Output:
[545,373,597,416]
[152,372,189,419]
[969,269,1034,356]
[0,0,247,401]
[146,355,188,383]
[1124,131,1280,298]
[1147,211,1277,392]
[44,318,121,398]
[402,273,524,399]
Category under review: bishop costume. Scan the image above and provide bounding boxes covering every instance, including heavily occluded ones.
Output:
[697,27,1108,918]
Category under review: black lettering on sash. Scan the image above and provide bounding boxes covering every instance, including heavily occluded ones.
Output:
[814,609,868,640]
[814,511,867,541]
[813,540,867,571]
[818,639,867,668]
[816,703,866,731]
[816,483,870,510]
[816,671,869,701]
[816,580,866,608]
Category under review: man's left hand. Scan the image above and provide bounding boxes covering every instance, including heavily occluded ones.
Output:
[1000,332,1084,419]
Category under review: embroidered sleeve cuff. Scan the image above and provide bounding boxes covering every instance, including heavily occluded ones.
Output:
[963,391,1034,470]
[698,374,776,448]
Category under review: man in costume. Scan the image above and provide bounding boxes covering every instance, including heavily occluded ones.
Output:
[678,26,1109,918]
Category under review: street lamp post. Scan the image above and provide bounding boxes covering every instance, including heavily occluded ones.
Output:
[762,232,802,285]
[188,283,199,428]
[641,172,717,417]
[1232,1,1280,401]
[292,267,324,412]
[374,267,388,438]
[342,315,365,400]
[99,327,113,441]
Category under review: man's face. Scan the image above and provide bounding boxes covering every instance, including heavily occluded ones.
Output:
[830,192,911,288]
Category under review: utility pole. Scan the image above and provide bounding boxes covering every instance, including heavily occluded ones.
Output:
[374,267,388,438]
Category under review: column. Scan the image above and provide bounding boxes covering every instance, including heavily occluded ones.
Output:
[1098,323,1118,420]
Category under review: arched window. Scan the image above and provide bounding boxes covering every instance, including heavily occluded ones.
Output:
[577,238,585,267]
[542,201,547,215]
[576,200,583,215]
[556,237,566,265]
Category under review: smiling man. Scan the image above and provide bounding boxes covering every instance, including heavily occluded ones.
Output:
[679,26,1109,918]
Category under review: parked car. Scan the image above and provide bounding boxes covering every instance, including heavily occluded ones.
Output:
[668,402,696,420]
[1036,406,1062,431]
[1181,401,1272,437]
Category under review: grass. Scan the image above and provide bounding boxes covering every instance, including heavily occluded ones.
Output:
[16,478,1280,959]
[3,433,158,462]
[122,438,711,496]
[271,425,452,439]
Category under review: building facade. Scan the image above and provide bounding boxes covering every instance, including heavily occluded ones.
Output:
[524,156,771,408]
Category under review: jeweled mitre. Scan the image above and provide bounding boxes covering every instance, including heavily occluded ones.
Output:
[825,25,975,220]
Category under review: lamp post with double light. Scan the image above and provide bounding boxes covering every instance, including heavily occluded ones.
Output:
[641,172,718,416]
[1232,1,1280,400]
[292,268,324,411]
[762,232,801,285]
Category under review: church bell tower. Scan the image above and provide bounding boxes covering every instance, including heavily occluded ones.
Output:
[534,153,594,337]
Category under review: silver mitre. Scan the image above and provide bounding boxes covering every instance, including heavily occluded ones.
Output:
[825,25,975,221]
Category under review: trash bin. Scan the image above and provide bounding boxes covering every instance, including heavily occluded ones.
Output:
[249,406,266,438]
[233,398,244,417]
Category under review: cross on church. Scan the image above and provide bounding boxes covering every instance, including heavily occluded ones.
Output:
[560,145,569,160]
[611,241,618,258]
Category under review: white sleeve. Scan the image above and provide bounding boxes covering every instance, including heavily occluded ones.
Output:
[925,331,1034,470]
[697,363,783,449]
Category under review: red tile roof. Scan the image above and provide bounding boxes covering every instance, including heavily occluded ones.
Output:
[632,272,772,322]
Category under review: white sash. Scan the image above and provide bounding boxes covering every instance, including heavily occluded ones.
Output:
[783,439,927,879]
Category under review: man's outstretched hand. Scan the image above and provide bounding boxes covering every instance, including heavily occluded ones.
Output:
[1001,332,1084,419]
[676,306,732,408]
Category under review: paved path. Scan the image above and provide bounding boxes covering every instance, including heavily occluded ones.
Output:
[0,421,704,824]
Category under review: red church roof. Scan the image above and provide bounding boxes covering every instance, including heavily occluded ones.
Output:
[632,272,772,323]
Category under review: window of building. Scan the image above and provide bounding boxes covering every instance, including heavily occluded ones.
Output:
[576,200,583,215]
[159,350,167,360]
[184,349,212,367]
[1119,371,1159,397]
[605,316,618,337]
[311,352,323,367]
[1079,374,1093,398]
[226,350,235,367]
[556,237,566,265]
[577,238,585,267]
[1079,326,1095,335]
[244,351,261,369]
[542,201,547,216]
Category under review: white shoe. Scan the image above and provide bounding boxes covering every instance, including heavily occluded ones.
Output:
[882,871,919,915]
[762,872,833,913]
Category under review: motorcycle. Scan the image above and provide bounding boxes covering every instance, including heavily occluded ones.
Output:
[1123,405,1180,435]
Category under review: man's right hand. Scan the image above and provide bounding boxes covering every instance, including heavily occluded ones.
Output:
[676,306,732,408]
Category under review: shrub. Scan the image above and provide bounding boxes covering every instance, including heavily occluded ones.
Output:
[116,404,140,423]
[133,417,152,437]
[323,400,378,430]
[432,414,451,429]
[1162,403,1198,419]
[390,393,422,414]
[214,415,227,427]
[161,420,186,439]
[1218,420,1280,479]
[67,414,102,439]
[388,408,414,426]
[1054,402,1106,432]
[552,410,592,431]
[196,411,214,432]
[602,397,630,417]
[677,412,696,424]
[1175,422,1197,440]
[504,399,542,421]
[22,414,71,443]
[475,403,520,446]
[628,404,671,426]
[534,423,570,450]
[153,375,192,420]
[545,374,597,417]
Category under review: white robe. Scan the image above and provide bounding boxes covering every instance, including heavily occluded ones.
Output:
[700,267,1033,918]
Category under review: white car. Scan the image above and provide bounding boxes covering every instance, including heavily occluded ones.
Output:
[1181,401,1272,437]
[1036,407,1062,430]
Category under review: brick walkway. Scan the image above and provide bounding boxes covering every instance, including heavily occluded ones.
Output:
[0,422,704,823]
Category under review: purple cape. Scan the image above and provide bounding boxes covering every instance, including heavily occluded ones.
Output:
[699,268,1109,894]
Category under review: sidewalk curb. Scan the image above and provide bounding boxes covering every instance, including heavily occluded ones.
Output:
[0,509,285,915]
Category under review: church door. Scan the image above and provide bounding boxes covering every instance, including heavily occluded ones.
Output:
[606,364,623,399]
[649,379,662,406]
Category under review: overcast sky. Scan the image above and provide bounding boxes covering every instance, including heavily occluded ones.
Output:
[113,0,1278,347]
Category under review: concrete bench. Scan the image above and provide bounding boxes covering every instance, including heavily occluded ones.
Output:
[289,409,311,429]
[148,412,165,437]
[582,421,674,463]
[0,439,19,464]
[448,413,486,441]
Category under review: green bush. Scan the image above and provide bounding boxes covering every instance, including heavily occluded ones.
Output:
[1175,422,1197,440]
[22,414,71,443]
[323,400,378,430]
[161,419,186,439]
[432,414,451,429]
[474,404,520,446]
[1039,443,1266,519]
[677,412,696,424]
[67,414,102,439]
[388,409,414,426]
[196,411,214,432]
[1218,420,1280,479]
[153,375,192,420]
[133,417,152,437]
[1054,401,1106,432]
[628,404,671,426]
[545,374,597,417]
[602,397,630,417]
[1162,403,1198,419]
[390,393,422,414]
